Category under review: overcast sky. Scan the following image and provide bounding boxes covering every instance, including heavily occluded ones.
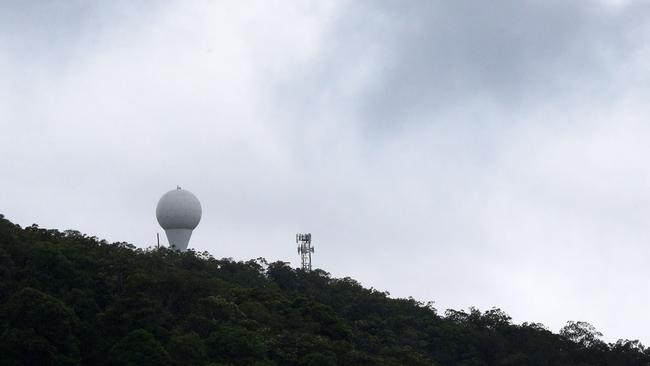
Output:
[3,0,650,343]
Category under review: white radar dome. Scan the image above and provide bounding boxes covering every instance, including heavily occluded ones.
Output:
[156,186,202,251]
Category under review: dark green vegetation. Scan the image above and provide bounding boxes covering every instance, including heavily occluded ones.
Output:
[0,215,648,366]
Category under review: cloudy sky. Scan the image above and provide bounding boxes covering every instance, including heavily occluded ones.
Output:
[3,0,650,343]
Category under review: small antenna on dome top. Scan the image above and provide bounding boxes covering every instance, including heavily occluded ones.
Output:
[177,185,181,190]
[296,233,314,271]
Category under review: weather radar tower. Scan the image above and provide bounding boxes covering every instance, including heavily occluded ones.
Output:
[156,186,202,251]
[296,233,314,271]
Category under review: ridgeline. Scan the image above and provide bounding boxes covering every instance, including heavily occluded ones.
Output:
[0,214,647,366]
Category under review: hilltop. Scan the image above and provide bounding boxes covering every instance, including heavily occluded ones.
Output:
[0,214,647,365]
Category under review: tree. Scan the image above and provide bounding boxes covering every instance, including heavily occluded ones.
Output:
[560,321,604,348]
[0,246,14,298]
[0,215,649,365]
[0,287,81,365]
[108,329,171,366]
[206,325,267,364]
[299,352,337,366]
[166,331,207,366]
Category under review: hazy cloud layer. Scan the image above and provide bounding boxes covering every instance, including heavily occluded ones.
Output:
[3,0,650,343]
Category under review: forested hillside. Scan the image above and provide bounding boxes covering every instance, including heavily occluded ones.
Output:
[0,214,647,365]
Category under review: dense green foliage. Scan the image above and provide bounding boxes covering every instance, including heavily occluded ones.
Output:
[0,214,648,365]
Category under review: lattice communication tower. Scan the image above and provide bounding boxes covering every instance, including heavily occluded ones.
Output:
[296,233,314,271]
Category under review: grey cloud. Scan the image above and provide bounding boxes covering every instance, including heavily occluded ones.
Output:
[287,1,649,130]
[0,1,166,69]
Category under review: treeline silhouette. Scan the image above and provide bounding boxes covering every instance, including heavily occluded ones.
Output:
[0,214,647,365]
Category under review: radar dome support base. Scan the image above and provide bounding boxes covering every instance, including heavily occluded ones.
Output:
[164,229,193,251]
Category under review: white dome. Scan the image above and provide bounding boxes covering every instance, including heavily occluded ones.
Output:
[156,187,202,230]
